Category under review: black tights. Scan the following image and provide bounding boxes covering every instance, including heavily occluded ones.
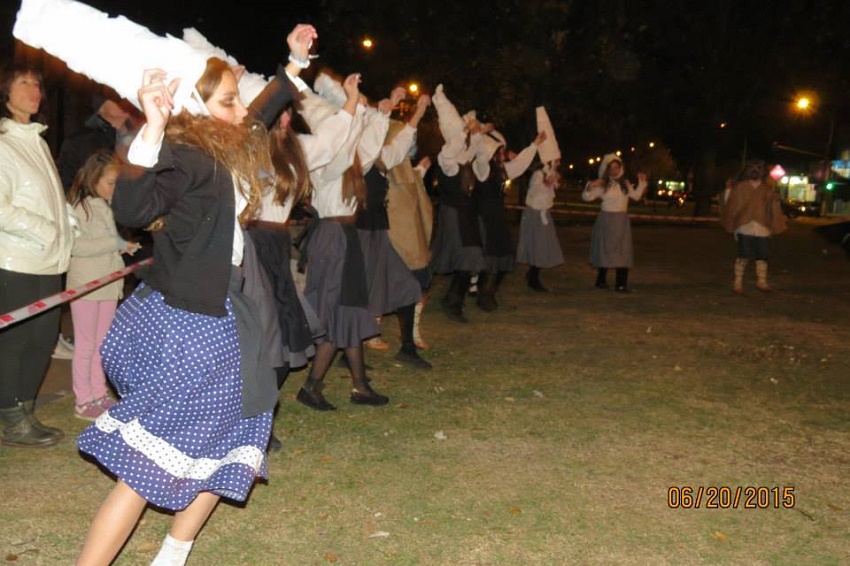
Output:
[307,341,368,390]
[397,303,416,352]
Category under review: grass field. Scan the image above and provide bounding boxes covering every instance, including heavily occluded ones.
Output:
[1,216,848,565]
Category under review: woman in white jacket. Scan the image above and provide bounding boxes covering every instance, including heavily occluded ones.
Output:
[0,62,74,448]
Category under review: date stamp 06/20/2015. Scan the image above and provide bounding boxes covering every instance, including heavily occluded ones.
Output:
[667,486,796,509]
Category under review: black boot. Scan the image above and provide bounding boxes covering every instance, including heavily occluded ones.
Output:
[595,268,609,289]
[296,377,337,411]
[441,271,470,323]
[20,400,64,440]
[267,433,283,453]
[476,271,498,311]
[395,345,433,369]
[526,266,549,292]
[395,304,432,369]
[615,268,632,293]
[0,405,59,448]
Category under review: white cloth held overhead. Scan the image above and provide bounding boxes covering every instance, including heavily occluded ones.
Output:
[181,28,271,106]
[14,0,209,114]
[536,106,560,165]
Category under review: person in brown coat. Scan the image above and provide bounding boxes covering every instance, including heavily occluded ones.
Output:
[720,160,788,293]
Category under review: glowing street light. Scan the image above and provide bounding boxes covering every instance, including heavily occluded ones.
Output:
[795,96,811,112]
[361,37,374,50]
[408,82,419,94]
[648,141,655,148]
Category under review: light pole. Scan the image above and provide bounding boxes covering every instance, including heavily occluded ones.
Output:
[793,95,836,214]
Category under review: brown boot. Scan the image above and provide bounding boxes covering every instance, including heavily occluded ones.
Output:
[755,260,772,292]
[733,258,748,294]
[0,405,59,448]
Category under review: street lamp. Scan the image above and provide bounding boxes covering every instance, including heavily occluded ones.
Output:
[793,94,836,213]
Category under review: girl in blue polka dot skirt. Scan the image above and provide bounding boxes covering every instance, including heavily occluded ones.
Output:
[74,24,318,566]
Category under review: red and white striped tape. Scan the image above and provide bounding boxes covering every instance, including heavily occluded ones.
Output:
[505,204,718,222]
[0,258,153,330]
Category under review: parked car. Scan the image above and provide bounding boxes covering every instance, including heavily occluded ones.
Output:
[781,198,820,218]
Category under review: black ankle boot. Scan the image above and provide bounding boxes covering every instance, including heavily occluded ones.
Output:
[20,400,64,440]
[296,378,336,411]
[594,268,609,289]
[441,272,469,322]
[267,432,283,453]
[615,268,631,292]
[0,405,59,448]
[395,345,433,370]
[476,271,498,311]
[350,381,389,406]
[526,267,549,292]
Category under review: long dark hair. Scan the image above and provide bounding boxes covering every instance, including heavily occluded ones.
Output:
[269,112,311,206]
[67,149,118,221]
[0,62,46,126]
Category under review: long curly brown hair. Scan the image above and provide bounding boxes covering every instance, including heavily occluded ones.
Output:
[164,58,273,225]
[269,113,311,206]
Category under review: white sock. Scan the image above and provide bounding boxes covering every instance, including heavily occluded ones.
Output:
[150,534,194,566]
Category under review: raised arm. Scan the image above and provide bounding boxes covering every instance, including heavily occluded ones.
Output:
[248,24,318,128]
[504,131,545,180]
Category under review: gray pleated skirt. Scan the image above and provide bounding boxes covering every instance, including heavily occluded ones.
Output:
[430,205,485,274]
[516,208,564,268]
[304,221,380,348]
[589,211,634,268]
[358,229,421,316]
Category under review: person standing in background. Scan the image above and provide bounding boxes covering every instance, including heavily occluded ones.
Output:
[581,153,647,292]
[66,149,140,422]
[720,159,788,293]
[0,61,75,448]
[386,116,435,349]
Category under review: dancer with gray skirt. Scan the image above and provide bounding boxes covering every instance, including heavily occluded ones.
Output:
[582,153,647,293]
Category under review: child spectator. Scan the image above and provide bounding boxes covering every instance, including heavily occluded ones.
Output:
[66,149,140,420]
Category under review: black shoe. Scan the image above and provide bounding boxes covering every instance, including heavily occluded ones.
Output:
[350,382,389,406]
[296,387,337,411]
[395,348,433,370]
[441,298,468,322]
[476,294,498,311]
[528,280,549,293]
[594,282,609,290]
[267,432,283,453]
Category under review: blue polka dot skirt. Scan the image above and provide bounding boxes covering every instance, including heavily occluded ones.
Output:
[77,287,272,511]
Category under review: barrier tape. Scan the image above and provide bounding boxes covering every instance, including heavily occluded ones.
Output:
[1,206,713,330]
[505,204,718,223]
[0,258,153,330]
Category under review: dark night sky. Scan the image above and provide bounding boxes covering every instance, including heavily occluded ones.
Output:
[4,0,850,177]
